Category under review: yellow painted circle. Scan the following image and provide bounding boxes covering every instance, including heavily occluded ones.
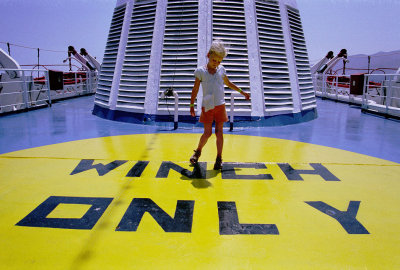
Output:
[0,134,399,269]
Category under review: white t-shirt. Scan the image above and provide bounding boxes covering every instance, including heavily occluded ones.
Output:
[194,65,226,112]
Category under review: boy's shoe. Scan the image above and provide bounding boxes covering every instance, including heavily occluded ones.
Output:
[190,149,201,164]
[213,156,223,170]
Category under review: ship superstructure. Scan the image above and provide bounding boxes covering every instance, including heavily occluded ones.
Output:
[93,0,316,126]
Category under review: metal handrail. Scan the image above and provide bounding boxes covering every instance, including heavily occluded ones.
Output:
[313,73,400,118]
[0,68,97,114]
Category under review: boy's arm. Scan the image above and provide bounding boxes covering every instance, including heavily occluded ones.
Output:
[190,78,201,117]
[223,75,250,100]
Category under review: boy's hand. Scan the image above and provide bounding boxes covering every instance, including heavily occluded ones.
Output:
[190,106,196,117]
[243,91,250,100]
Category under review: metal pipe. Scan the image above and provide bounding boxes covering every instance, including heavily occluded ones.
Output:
[229,92,242,131]
[173,91,179,130]
[160,89,179,130]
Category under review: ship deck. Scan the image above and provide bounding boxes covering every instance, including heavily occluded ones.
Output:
[0,95,399,269]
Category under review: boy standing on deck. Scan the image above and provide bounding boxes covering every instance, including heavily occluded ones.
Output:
[189,40,250,170]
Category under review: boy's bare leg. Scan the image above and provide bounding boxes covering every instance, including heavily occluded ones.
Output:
[197,122,213,151]
[190,123,212,164]
[215,122,224,157]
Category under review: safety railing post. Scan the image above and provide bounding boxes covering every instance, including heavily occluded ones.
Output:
[44,70,52,106]
[74,72,78,95]
[313,74,320,96]
[386,75,393,115]
[334,76,338,100]
[94,71,98,92]
[87,71,92,93]
[21,70,30,109]
[362,75,368,109]
[322,74,327,98]
[84,72,88,94]
[229,93,241,131]
[366,75,371,108]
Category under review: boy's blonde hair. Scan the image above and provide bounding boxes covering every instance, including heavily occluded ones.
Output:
[208,39,228,58]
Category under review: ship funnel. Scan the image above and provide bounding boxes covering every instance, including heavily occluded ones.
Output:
[93,0,317,126]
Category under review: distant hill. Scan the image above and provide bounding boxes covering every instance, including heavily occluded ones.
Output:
[332,50,400,75]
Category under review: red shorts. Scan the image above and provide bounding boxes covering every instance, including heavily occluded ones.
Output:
[199,104,228,123]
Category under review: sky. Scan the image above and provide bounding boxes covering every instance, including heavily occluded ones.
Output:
[0,0,399,67]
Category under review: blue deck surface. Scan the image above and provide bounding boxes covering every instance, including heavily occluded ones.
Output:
[0,95,399,163]
[1,94,400,269]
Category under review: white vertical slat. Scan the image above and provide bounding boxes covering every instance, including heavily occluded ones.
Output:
[212,0,252,114]
[117,1,157,110]
[255,0,294,113]
[286,6,316,110]
[158,0,199,113]
[95,4,126,106]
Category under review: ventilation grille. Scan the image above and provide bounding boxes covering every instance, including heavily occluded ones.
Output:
[287,6,316,110]
[158,0,199,113]
[212,0,251,113]
[95,4,126,106]
[117,1,157,111]
[255,0,293,113]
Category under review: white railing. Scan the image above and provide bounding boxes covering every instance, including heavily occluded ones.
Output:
[0,68,97,114]
[313,74,353,102]
[313,73,400,118]
[362,73,400,117]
